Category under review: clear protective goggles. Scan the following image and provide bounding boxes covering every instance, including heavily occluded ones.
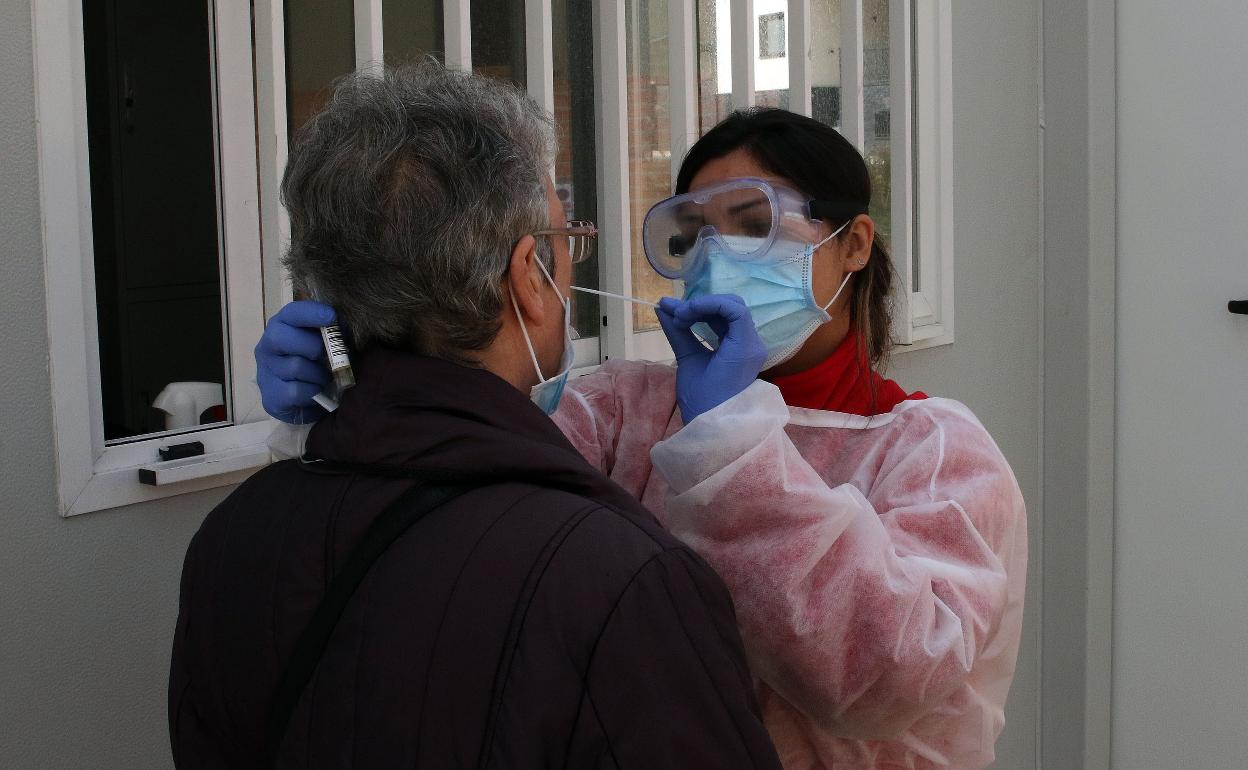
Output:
[641,177,869,279]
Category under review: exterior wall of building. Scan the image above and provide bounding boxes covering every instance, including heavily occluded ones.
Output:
[0,0,1043,765]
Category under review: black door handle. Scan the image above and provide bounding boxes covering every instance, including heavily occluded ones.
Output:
[1231,300,1248,315]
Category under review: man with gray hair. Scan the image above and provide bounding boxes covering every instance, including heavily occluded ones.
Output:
[169,63,782,768]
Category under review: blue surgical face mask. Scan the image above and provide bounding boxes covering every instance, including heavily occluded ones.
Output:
[683,223,853,370]
[510,258,575,415]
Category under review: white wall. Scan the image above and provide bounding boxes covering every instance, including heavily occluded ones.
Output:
[1113,2,1248,768]
[1038,0,1118,766]
[888,1,1042,765]
[0,0,1043,766]
[0,2,233,766]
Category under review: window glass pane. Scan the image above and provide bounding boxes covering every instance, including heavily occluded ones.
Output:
[754,1,789,110]
[693,1,788,127]
[83,0,229,443]
[863,0,892,257]
[472,0,526,86]
[697,0,791,131]
[286,0,356,135]
[627,0,677,330]
[810,0,842,128]
[553,0,601,336]
[383,0,444,66]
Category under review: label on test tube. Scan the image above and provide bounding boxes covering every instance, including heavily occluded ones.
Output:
[320,324,351,373]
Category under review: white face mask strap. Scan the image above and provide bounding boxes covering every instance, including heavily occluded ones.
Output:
[813,218,857,313]
[812,217,853,252]
[510,254,568,384]
[508,285,547,383]
[821,270,856,313]
[535,256,567,305]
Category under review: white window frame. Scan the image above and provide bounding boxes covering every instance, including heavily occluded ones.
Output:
[34,0,953,516]
[272,0,954,369]
[35,0,273,516]
[272,0,953,368]
[347,0,677,366]
[894,0,954,348]
[794,0,955,349]
[267,0,606,370]
[594,0,955,361]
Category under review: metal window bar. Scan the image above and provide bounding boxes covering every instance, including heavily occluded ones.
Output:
[444,0,472,69]
[593,0,634,361]
[909,0,954,335]
[730,0,756,109]
[354,0,384,69]
[788,0,813,116]
[254,0,293,317]
[839,0,865,149]
[215,0,267,424]
[888,0,916,344]
[669,0,698,184]
[525,0,555,117]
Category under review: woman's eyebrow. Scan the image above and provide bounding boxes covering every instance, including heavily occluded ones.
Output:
[728,199,768,216]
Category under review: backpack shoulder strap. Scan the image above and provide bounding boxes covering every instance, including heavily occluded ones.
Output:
[265,481,471,765]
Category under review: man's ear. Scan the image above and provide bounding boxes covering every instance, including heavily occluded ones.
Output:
[506,234,549,326]
[842,214,876,272]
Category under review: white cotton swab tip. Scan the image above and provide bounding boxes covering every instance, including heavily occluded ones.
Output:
[569,285,658,305]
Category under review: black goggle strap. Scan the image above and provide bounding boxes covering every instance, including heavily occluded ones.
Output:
[809,199,870,226]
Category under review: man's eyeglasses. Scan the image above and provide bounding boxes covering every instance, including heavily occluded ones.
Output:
[534,220,598,264]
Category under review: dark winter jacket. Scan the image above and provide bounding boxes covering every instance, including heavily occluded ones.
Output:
[169,348,782,769]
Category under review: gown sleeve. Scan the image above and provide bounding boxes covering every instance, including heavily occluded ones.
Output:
[552,360,681,492]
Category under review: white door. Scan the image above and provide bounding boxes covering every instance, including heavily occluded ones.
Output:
[1114,2,1248,767]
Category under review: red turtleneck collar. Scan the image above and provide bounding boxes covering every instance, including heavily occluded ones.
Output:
[764,332,926,416]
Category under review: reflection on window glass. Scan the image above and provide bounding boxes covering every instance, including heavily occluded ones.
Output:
[383,0,443,66]
[553,0,600,336]
[810,0,842,128]
[83,0,229,442]
[862,0,892,258]
[759,12,785,59]
[697,0,791,130]
[627,0,677,330]
[472,0,527,86]
[286,0,356,136]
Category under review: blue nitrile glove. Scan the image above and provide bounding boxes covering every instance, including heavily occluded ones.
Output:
[655,294,767,424]
[255,300,336,424]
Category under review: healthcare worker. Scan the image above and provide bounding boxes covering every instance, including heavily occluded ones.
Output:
[257,108,1027,770]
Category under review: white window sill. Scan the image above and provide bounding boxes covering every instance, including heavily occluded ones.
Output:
[897,322,955,353]
[60,420,274,517]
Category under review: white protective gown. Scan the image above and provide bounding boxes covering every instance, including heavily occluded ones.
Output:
[553,359,1028,770]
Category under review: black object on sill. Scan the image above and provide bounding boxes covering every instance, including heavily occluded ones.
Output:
[159,441,206,462]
